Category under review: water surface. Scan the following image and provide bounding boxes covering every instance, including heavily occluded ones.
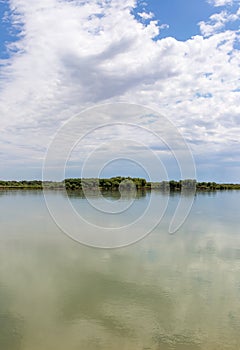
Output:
[0,190,240,350]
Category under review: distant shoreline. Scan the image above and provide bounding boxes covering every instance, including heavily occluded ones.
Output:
[0,177,240,191]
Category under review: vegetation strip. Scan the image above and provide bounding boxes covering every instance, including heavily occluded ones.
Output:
[0,177,240,191]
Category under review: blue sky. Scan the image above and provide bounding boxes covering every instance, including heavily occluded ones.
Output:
[0,2,10,59]
[135,0,215,40]
[0,0,240,182]
[0,1,20,59]
[136,0,240,39]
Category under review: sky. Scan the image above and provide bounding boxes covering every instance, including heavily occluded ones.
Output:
[0,0,240,182]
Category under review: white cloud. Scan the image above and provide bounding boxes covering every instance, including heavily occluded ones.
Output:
[137,11,154,20]
[199,8,240,36]
[0,0,240,180]
[208,0,234,6]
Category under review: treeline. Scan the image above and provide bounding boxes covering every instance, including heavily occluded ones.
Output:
[0,178,240,191]
[151,180,240,191]
[0,177,147,190]
[0,180,62,190]
[0,180,43,189]
[65,177,147,191]
[150,179,197,191]
[197,181,240,190]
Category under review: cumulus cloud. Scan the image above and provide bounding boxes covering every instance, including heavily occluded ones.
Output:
[208,0,234,6]
[137,11,154,20]
[199,8,240,36]
[0,0,240,180]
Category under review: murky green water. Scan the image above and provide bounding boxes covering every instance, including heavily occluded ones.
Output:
[0,190,240,350]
